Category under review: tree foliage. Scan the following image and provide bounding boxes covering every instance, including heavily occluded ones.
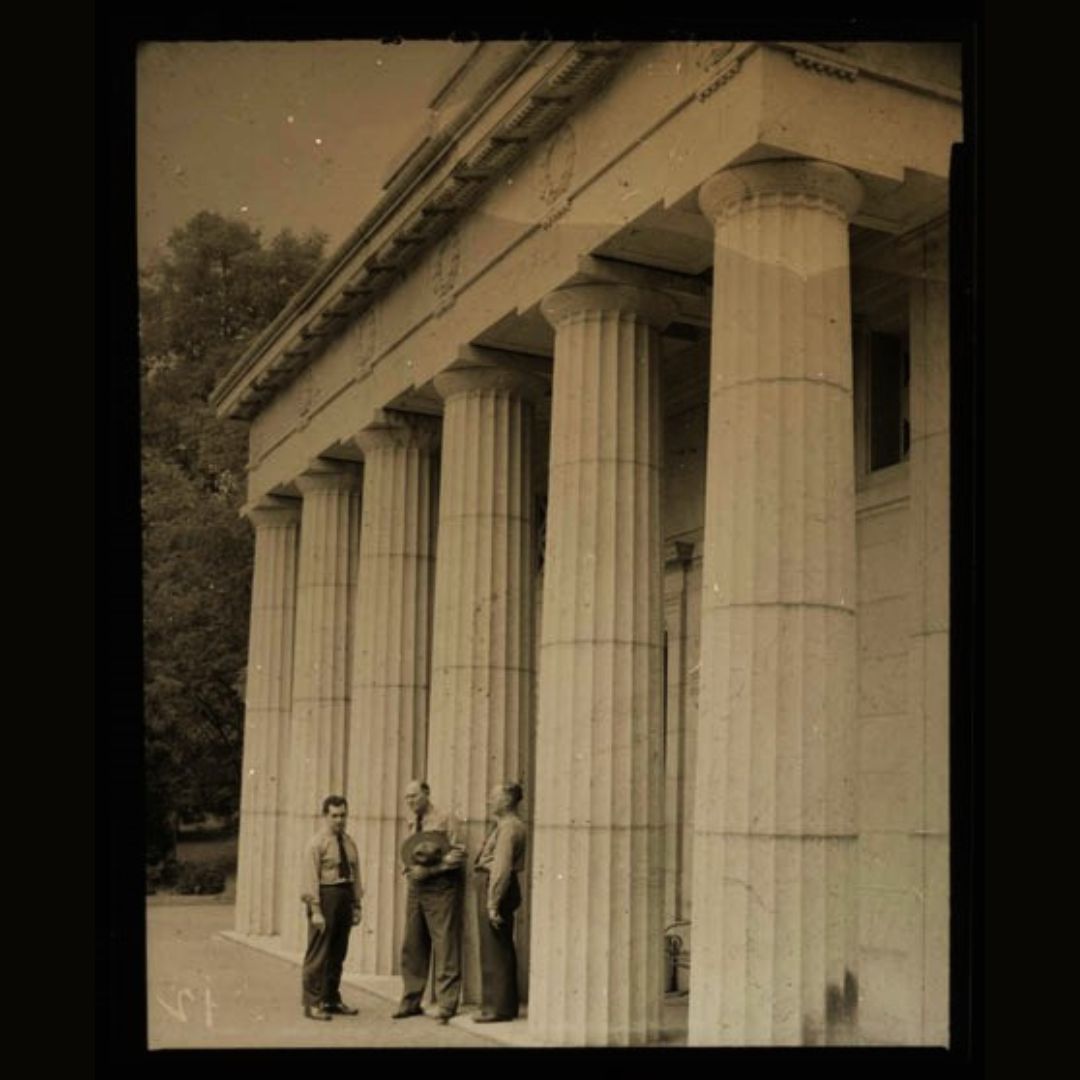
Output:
[141,212,326,856]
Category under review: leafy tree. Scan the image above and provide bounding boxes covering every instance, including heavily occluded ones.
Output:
[141,212,326,859]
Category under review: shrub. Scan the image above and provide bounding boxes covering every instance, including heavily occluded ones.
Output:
[146,855,180,893]
[174,861,227,895]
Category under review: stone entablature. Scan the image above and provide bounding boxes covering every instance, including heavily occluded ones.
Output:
[214,41,961,515]
[212,41,629,421]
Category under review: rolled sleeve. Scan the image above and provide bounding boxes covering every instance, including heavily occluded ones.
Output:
[348,838,363,904]
[302,837,323,910]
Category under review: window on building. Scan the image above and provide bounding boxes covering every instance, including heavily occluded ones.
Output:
[867,331,910,471]
[854,324,910,479]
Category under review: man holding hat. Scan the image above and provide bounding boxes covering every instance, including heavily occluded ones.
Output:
[392,779,466,1023]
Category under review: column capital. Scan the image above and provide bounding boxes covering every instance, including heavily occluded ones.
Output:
[294,458,360,495]
[242,495,302,529]
[540,282,677,332]
[664,538,696,567]
[699,158,863,225]
[434,361,548,404]
[352,409,441,455]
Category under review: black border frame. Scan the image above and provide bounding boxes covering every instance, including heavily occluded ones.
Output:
[98,7,987,1074]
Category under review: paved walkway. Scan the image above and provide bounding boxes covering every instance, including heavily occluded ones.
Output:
[148,902,491,1048]
[147,899,689,1049]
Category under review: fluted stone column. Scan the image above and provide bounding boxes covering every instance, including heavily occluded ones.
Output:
[235,497,301,936]
[426,359,545,1002]
[280,460,361,955]
[529,283,675,1045]
[690,159,863,1045]
[348,412,440,974]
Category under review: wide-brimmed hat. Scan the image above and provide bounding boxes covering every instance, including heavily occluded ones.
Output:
[401,830,450,867]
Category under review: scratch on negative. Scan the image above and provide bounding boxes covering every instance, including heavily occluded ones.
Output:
[723,875,773,912]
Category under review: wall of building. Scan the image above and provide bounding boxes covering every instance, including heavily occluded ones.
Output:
[852,222,950,1045]
[854,470,917,1043]
[906,227,950,1046]
[653,239,950,1043]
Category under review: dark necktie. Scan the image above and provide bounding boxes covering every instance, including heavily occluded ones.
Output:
[336,833,350,882]
[414,812,422,834]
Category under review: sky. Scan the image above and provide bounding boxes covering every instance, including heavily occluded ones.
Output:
[136,39,474,267]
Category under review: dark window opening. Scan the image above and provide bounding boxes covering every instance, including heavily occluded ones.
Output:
[868,331,909,471]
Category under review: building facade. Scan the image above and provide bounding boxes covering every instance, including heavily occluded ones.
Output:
[213,40,960,1046]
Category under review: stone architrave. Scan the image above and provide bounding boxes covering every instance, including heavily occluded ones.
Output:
[529,283,675,1046]
[690,159,863,1045]
[234,497,301,937]
[279,460,361,955]
[347,411,440,974]
[426,359,546,1001]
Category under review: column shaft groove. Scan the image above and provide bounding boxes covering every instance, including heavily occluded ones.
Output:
[428,369,541,1003]
[235,504,300,936]
[349,417,439,974]
[279,466,360,955]
[691,160,862,1046]
[530,287,671,1046]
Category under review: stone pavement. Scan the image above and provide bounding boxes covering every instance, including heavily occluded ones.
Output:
[147,899,689,1049]
[148,901,490,1048]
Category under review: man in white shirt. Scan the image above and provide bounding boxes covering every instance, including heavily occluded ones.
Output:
[472,781,527,1022]
[300,795,362,1020]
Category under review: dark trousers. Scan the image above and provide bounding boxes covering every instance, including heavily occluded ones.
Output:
[475,871,521,1018]
[302,884,354,1007]
[400,878,462,1013]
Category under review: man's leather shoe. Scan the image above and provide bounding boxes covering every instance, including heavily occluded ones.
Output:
[324,1002,359,1015]
[391,1004,424,1019]
[304,1005,332,1021]
[473,1013,513,1023]
[436,1008,455,1024]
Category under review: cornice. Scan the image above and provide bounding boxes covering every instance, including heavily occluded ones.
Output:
[693,43,751,101]
[769,41,962,105]
[213,39,958,428]
[212,41,635,422]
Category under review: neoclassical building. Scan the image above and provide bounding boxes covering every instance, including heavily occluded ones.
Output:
[213,39,960,1046]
